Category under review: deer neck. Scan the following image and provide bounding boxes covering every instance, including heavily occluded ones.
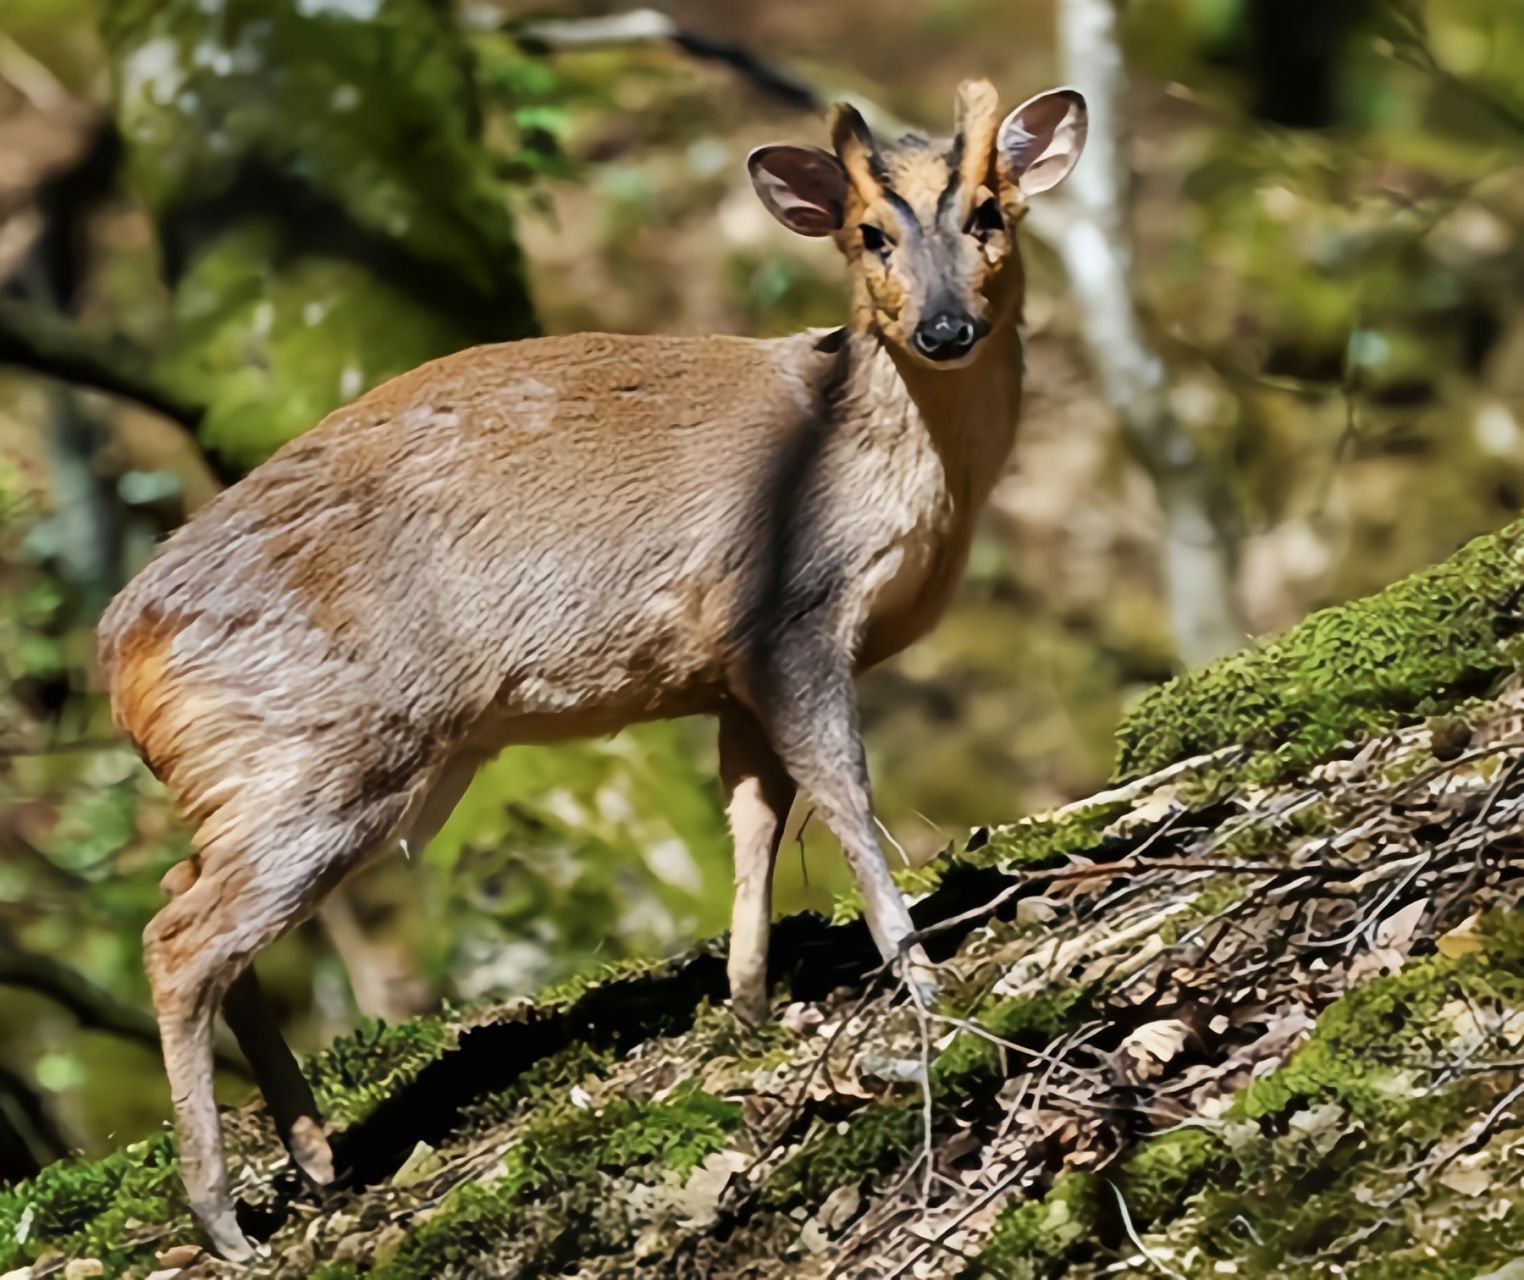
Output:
[842,320,1024,517]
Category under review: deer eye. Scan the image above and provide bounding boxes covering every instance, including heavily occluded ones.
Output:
[967,198,1003,240]
[860,224,892,259]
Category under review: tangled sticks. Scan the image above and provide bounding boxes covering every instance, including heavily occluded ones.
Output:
[14,680,1524,1277]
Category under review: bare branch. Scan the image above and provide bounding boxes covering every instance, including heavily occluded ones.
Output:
[0,296,202,431]
[513,9,821,112]
[0,946,251,1080]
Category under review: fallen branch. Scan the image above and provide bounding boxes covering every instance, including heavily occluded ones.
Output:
[0,296,206,434]
[0,947,251,1080]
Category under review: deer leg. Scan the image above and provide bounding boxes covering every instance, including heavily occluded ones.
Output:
[750,646,937,999]
[221,968,333,1186]
[147,817,388,1260]
[144,876,260,1262]
[160,861,333,1189]
[719,701,796,1025]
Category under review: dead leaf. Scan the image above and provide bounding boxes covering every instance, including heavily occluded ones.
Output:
[391,1140,443,1188]
[1016,896,1059,925]
[819,1183,862,1232]
[1437,912,1486,959]
[1116,1019,1191,1082]
[1374,899,1427,951]
[1437,1164,1492,1197]
[780,1002,825,1035]
[1471,1259,1524,1280]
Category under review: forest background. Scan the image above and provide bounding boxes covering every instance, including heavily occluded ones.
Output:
[0,0,1521,1181]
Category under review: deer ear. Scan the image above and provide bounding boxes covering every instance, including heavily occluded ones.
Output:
[747,146,849,237]
[996,88,1088,196]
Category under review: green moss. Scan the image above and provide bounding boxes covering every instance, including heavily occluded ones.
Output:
[309,1014,458,1129]
[0,1132,186,1272]
[967,1172,1100,1279]
[1152,913,1524,1274]
[933,988,1094,1087]
[503,1081,742,1194]
[1176,874,1249,926]
[1116,1127,1226,1222]
[976,804,1131,869]
[371,1082,741,1277]
[961,913,1524,1276]
[370,1180,522,1279]
[468,1040,617,1129]
[763,1105,923,1209]
[1115,517,1524,780]
[535,952,679,1013]
[1236,925,1524,1128]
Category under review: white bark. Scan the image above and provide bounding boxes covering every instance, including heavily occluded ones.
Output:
[1028,0,1245,667]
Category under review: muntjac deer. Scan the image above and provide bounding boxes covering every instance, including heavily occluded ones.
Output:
[99,80,1087,1258]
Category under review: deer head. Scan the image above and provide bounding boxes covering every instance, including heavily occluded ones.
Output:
[748,81,1088,368]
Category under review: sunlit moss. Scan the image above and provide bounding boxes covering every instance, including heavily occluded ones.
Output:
[534,951,681,1013]
[308,1014,458,1130]
[1116,517,1524,781]
[1132,912,1524,1276]
[975,803,1133,870]
[370,1082,741,1277]
[1236,919,1524,1128]
[932,988,1094,1088]
[1116,1127,1226,1223]
[762,1105,923,1209]
[0,1133,185,1273]
[968,1172,1100,1280]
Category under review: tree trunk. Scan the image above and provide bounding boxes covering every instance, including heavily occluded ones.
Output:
[1028,0,1246,669]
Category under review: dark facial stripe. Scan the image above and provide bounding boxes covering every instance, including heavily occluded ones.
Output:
[842,111,894,190]
[944,134,964,182]
[933,134,967,224]
[936,171,963,221]
[879,187,923,240]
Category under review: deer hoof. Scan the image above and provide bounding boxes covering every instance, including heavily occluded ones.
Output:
[201,1206,256,1263]
[290,1115,336,1186]
[904,952,942,1007]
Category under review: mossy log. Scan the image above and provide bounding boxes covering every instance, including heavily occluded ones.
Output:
[11,520,1524,1279]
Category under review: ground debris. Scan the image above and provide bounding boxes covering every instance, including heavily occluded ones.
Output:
[15,699,1524,1276]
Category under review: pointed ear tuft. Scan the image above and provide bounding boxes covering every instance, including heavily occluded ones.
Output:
[829,102,886,202]
[996,88,1088,197]
[747,146,848,237]
[954,78,1001,194]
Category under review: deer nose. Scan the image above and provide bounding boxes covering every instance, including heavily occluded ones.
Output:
[911,312,978,362]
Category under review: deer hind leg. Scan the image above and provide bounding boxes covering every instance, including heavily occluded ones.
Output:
[146,868,263,1261]
[221,967,333,1185]
[159,862,334,1191]
[719,702,796,1024]
[147,815,393,1259]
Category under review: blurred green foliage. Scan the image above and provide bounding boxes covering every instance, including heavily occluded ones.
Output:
[423,724,735,997]
[100,0,542,466]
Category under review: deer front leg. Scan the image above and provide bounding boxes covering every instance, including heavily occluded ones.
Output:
[719,701,797,1024]
[749,638,936,999]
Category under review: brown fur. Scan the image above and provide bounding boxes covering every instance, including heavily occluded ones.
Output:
[954,79,1002,207]
[98,80,1088,1260]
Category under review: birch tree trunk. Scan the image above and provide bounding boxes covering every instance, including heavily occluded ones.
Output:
[1028,0,1246,667]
